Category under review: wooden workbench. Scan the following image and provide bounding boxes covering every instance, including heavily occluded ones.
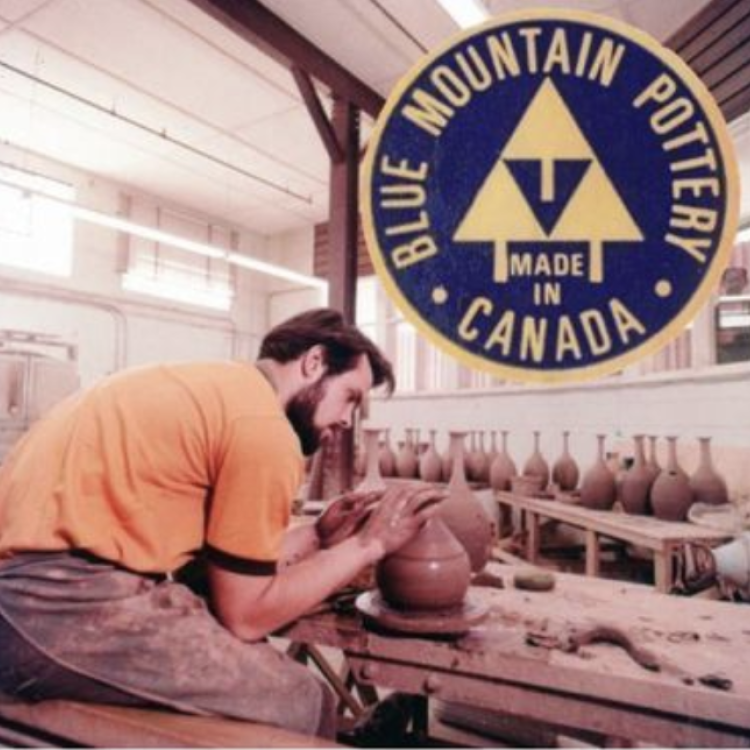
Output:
[281,569,750,747]
[495,491,731,592]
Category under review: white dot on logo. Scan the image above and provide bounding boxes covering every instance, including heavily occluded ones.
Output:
[655,280,672,298]
[432,286,449,304]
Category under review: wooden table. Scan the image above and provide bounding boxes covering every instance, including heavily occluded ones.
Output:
[282,570,750,747]
[495,491,731,592]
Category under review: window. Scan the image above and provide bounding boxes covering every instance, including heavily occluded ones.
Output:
[123,199,234,312]
[0,164,74,277]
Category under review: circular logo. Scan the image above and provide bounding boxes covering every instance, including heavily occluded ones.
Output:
[362,10,739,383]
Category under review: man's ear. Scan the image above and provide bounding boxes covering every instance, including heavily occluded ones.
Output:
[300,345,327,382]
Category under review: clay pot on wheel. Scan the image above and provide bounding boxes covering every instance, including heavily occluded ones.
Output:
[376,517,471,611]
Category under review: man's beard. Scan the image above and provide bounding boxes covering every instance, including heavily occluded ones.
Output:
[286,377,329,456]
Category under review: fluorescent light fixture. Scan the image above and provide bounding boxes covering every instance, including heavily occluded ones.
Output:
[70,204,226,260]
[122,271,233,311]
[435,0,490,29]
[0,174,326,290]
[227,252,327,288]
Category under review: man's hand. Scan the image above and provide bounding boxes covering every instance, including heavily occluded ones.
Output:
[315,490,383,548]
[357,483,446,559]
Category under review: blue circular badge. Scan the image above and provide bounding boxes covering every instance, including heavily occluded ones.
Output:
[362,10,739,383]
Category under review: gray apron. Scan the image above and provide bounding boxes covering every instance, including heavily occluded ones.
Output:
[0,553,332,736]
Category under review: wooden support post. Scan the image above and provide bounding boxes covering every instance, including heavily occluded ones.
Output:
[585,529,601,577]
[527,512,541,565]
[326,96,360,495]
[654,549,672,593]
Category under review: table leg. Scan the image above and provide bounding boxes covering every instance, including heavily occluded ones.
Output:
[654,549,672,593]
[498,500,513,539]
[527,512,541,564]
[585,529,600,578]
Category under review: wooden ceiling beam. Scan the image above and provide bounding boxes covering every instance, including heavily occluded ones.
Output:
[187,0,385,118]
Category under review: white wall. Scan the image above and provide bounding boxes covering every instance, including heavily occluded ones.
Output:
[266,226,327,326]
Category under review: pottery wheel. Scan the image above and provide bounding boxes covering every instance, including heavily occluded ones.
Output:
[355,590,488,635]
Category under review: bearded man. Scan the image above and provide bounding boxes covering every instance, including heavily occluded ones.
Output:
[0,308,443,738]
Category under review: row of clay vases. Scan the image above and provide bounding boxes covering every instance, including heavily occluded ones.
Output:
[605,434,728,521]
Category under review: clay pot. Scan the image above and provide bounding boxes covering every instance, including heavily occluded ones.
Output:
[376,516,471,611]
[440,441,454,482]
[419,429,443,483]
[356,428,387,493]
[378,429,396,477]
[488,431,499,465]
[439,431,493,572]
[580,434,617,510]
[689,437,729,506]
[651,436,694,521]
[472,432,490,484]
[490,430,517,491]
[395,429,419,479]
[523,431,550,489]
[551,430,579,491]
[620,435,653,515]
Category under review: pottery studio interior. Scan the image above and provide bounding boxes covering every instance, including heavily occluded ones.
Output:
[0,0,750,747]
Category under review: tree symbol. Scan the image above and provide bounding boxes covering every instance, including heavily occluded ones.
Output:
[453,78,643,283]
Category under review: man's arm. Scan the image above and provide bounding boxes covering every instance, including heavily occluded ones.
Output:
[208,484,443,641]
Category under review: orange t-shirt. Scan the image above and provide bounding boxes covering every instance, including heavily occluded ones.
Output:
[0,362,304,574]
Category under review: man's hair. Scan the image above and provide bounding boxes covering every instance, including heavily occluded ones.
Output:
[258,308,395,394]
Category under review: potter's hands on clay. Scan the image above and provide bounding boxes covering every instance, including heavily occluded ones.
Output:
[316,490,384,548]
[357,483,447,559]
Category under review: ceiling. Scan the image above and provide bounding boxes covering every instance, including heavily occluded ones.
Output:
[0,0,736,242]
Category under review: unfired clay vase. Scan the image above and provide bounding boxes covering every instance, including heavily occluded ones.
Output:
[580,434,617,510]
[357,427,387,493]
[473,432,490,484]
[419,429,443,483]
[395,429,419,479]
[620,435,653,515]
[441,441,454,483]
[523,431,550,489]
[440,431,493,572]
[378,429,396,477]
[488,431,499,465]
[376,516,471,611]
[689,437,729,506]
[490,430,517,491]
[466,432,480,481]
[551,431,579,491]
[651,436,694,521]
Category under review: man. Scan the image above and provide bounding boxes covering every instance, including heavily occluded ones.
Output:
[0,308,443,737]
